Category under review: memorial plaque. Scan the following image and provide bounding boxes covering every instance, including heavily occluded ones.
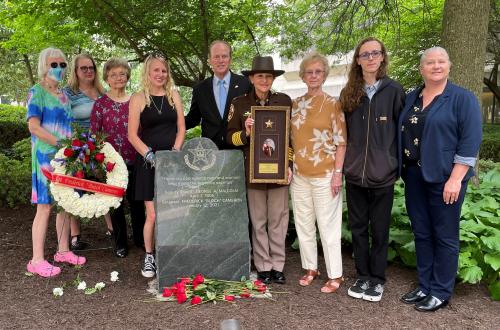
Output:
[154,138,250,290]
[249,106,290,184]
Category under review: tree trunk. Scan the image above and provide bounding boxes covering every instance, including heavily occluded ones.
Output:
[22,54,35,86]
[441,0,490,103]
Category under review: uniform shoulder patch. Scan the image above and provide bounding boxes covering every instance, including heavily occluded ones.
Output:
[227,104,235,122]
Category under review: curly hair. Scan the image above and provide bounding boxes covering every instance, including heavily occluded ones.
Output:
[340,37,388,113]
[140,54,175,107]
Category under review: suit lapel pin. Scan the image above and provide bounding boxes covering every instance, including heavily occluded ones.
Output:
[235,85,239,89]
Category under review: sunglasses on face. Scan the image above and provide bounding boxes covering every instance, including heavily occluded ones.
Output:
[50,62,67,69]
[79,66,95,73]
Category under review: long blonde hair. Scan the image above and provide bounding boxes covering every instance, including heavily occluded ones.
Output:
[68,53,105,94]
[141,54,175,107]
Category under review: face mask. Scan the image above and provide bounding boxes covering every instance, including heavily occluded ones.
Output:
[47,67,65,82]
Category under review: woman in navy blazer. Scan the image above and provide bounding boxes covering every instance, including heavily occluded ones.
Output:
[398,47,482,312]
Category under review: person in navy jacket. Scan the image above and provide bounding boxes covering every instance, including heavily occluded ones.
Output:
[398,47,482,312]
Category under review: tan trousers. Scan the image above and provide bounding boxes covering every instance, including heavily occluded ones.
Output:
[247,185,289,272]
[290,174,343,279]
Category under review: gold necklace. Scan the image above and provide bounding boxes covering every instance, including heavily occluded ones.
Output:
[149,95,164,115]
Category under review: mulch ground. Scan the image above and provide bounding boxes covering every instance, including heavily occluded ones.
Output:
[0,205,498,330]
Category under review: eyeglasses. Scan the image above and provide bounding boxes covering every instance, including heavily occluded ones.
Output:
[358,50,383,60]
[79,66,95,73]
[50,62,67,69]
[109,73,128,80]
[304,70,325,77]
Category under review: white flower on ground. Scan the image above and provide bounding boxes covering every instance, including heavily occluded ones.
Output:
[77,281,87,290]
[95,282,106,290]
[110,271,119,282]
[53,287,64,297]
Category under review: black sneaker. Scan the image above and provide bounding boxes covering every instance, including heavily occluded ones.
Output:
[141,253,156,278]
[347,279,370,299]
[362,283,384,302]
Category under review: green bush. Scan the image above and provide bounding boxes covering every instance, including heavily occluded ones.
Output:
[0,104,29,151]
[480,124,500,162]
[0,153,31,208]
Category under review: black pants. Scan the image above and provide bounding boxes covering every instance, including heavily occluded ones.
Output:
[403,166,466,300]
[346,182,394,285]
[110,165,145,249]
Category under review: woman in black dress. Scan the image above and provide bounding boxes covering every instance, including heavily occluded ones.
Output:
[128,54,185,277]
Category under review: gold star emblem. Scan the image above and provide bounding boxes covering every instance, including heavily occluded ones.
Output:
[265,119,274,128]
[414,138,419,146]
[410,116,418,124]
[244,111,252,117]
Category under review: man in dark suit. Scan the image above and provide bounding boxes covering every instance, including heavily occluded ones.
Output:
[185,40,251,150]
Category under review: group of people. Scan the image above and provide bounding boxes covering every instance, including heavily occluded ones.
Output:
[26,37,482,312]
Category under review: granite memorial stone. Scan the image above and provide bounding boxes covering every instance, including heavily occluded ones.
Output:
[155,137,250,289]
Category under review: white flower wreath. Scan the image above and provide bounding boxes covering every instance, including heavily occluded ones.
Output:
[50,142,128,218]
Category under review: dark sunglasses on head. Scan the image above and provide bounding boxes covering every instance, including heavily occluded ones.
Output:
[79,66,95,73]
[50,62,67,69]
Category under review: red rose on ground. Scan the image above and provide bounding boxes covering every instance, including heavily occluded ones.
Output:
[72,139,83,147]
[193,274,204,286]
[75,170,85,179]
[162,288,173,297]
[87,141,95,151]
[106,162,115,172]
[94,153,105,163]
[224,295,235,301]
[180,277,191,285]
[176,292,187,304]
[190,296,202,305]
[253,280,263,287]
[257,285,267,292]
[170,285,177,294]
[239,293,250,298]
[63,148,74,157]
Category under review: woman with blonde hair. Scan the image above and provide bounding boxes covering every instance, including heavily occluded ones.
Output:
[128,54,185,277]
[64,53,110,250]
[26,47,86,277]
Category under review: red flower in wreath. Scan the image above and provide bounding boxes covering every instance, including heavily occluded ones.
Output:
[75,170,85,179]
[95,152,105,163]
[84,155,90,163]
[190,296,203,305]
[87,141,96,151]
[72,139,83,147]
[63,148,74,157]
[106,162,115,172]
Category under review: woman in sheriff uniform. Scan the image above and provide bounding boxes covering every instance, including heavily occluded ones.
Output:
[226,56,292,285]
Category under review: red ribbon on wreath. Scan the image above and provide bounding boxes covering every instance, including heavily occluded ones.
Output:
[42,168,125,197]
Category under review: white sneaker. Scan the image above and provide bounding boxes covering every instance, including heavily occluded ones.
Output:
[141,253,156,278]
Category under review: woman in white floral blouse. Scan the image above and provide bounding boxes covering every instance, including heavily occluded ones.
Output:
[290,52,347,293]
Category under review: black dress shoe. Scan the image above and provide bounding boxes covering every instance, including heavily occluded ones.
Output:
[271,270,286,284]
[401,287,427,304]
[414,295,448,312]
[257,271,272,284]
[114,247,128,258]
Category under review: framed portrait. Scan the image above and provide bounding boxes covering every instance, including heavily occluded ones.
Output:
[249,106,290,184]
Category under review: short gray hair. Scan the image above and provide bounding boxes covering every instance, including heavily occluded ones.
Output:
[299,51,330,79]
[37,47,67,80]
[420,46,451,67]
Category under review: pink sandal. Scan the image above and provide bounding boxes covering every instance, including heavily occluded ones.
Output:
[54,251,86,266]
[27,260,61,278]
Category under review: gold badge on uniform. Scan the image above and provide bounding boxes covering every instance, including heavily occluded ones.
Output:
[227,104,235,122]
